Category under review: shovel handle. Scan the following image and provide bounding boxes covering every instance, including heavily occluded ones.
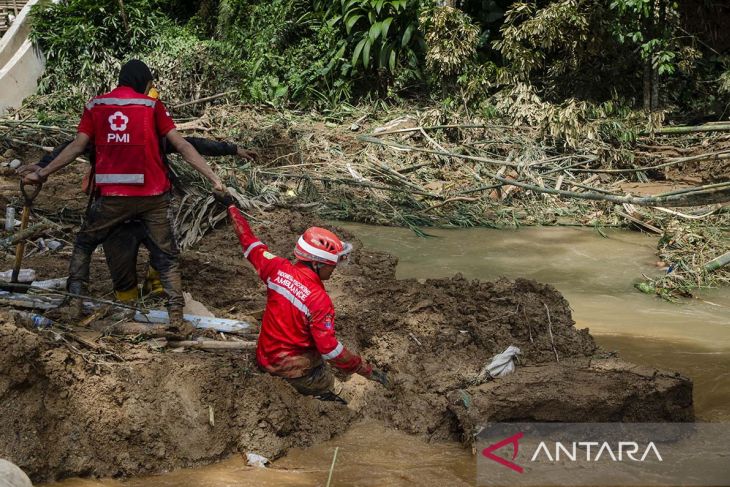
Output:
[20,180,42,205]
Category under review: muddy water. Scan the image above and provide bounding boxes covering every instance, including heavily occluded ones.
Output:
[42,225,728,487]
[43,421,476,487]
[344,224,730,421]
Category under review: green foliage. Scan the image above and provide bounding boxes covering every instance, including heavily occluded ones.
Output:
[30,0,167,110]
[609,0,679,76]
[139,26,246,108]
[317,0,422,74]
[420,6,480,79]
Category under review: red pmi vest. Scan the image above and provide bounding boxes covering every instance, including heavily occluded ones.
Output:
[82,87,172,196]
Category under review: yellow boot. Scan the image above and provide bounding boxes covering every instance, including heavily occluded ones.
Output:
[142,267,164,297]
[115,286,139,303]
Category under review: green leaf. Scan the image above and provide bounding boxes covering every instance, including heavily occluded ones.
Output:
[389,49,396,72]
[376,0,385,14]
[381,17,393,40]
[327,15,343,27]
[363,38,371,68]
[345,14,363,34]
[352,37,367,66]
[333,42,347,61]
[368,10,376,24]
[378,42,389,68]
[401,23,414,47]
[369,22,382,42]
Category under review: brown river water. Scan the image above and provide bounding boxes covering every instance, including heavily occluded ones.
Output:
[43,226,729,487]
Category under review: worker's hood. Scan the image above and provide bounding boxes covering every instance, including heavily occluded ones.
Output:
[118,59,153,95]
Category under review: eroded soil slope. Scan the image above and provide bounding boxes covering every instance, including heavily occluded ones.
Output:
[0,209,693,482]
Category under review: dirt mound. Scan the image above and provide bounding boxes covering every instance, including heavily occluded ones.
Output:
[0,209,693,482]
[0,317,354,481]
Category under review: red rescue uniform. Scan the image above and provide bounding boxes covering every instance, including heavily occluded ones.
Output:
[227,206,372,379]
[77,86,176,197]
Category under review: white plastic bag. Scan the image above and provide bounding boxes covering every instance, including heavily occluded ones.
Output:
[246,452,269,468]
[486,345,521,378]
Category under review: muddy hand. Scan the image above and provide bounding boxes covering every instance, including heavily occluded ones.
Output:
[370,368,390,388]
[213,188,237,208]
[237,148,258,161]
[21,171,45,185]
[16,164,42,176]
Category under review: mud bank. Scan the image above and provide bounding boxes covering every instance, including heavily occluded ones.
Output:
[0,210,693,482]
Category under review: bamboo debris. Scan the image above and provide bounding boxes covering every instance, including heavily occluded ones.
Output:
[166,340,256,350]
[653,124,730,135]
[705,252,730,273]
[3,106,728,297]
[0,223,51,250]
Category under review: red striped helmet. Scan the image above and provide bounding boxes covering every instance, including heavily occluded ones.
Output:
[294,227,352,266]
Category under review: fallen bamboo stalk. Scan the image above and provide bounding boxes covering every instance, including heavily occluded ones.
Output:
[106,322,176,338]
[569,151,730,174]
[0,222,50,250]
[651,124,730,135]
[615,210,662,234]
[482,169,730,207]
[256,170,442,198]
[358,134,520,167]
[166,340,256,350]
[326,447,339,487]
[704,252,730,273]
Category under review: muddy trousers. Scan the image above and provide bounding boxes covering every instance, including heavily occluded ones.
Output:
[284,363,335,396]
[67,193,183,311]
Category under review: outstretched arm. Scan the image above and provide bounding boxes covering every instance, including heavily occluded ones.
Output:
[22,133,90,184]
[227,205,281,281]
[166,129,224,191]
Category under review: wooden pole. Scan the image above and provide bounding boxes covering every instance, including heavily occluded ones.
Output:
[166,340,256,350]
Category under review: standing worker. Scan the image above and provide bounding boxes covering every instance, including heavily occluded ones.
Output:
[21,60,226,328]
[19,135,256,303]
[216,194,389,402]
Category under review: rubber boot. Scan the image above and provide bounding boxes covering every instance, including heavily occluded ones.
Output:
[115,286,139,303]
[168,307,195,336]
[66,281,86,320]
[142,267,164,297]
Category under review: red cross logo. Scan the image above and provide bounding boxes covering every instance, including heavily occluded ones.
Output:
[108,111,129,131]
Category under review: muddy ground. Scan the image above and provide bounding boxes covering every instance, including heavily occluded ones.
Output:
[0,155,693,483]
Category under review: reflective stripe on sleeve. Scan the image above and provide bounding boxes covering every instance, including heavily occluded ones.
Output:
[86,98,157,110]
[266,278,310,317]
[321,341,344,360]
[95,173,145,184]
[244,241,264,258]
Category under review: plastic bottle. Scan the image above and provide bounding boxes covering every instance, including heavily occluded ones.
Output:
[4,206,15,231]
[12,311,53,329]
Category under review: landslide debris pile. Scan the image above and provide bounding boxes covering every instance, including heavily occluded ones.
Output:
[0,210,693,483]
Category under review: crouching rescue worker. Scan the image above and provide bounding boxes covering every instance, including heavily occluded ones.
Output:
[21,59,225,327]
[216,194,389,401]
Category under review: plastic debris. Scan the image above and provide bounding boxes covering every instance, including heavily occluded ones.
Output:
[46,240,64,251]
[246,452,269,468]
[134,309,251,334]
[0,269,36,283]
[32,277,67,289]
[11,311,53,329]
[485,345,521,378]
[4,206,15,231]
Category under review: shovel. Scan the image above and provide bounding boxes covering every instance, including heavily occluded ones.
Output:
[10,181,42,284]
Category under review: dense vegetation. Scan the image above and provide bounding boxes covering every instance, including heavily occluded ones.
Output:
[29,0,730,124]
